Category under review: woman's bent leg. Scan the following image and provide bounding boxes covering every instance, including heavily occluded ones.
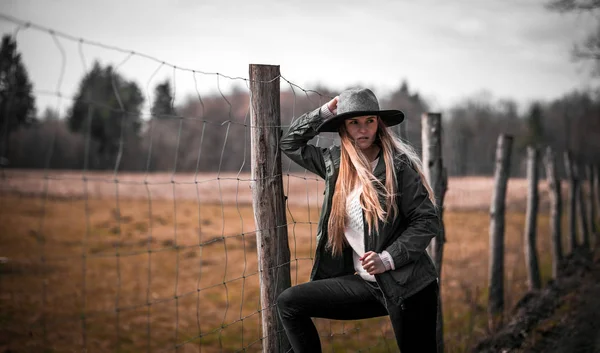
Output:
[276,275,388,353]
[387,280,438,353]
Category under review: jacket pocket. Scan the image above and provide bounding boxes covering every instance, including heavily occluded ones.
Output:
[389,261,416,285]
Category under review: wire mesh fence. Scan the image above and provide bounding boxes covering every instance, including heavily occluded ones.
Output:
[1,11,598,353]
[0,13,399,352]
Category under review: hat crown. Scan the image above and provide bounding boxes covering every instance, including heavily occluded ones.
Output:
[337,88,380,115]
[315,87,403,133]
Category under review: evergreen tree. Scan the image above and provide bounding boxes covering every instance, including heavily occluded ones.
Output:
[41,107,59,121]
[521,102,545,150]
[0,34,36,165]
[151,79,176,119]
[67,61,144,169]
[381,80,429,148]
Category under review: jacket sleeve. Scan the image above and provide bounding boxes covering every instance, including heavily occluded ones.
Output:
[280,107,328,179]
[385,158,440,269]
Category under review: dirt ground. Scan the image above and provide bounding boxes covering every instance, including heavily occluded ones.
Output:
[473,247,600,353]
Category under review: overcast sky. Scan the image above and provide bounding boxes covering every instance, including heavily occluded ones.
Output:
[0,0,597,115]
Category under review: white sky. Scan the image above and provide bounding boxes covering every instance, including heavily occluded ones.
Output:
[0,0,597,115]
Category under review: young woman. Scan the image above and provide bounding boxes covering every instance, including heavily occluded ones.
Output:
[278,88,440,352]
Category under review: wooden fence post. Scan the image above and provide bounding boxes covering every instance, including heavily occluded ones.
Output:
[488,134,513,332]
[524,147,541,290]
[593,165,600,247]
[577,161,591,250]
[588,165,597,240]
[544,146,562,279]
[596,165,600,225]
[421,112,447,353]
[249,64,292,353]
[564,151,578,252]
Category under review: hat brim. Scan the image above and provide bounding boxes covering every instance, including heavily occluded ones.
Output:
[316,110,405,133]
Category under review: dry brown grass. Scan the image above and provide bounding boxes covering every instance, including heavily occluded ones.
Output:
[0,171,564,352]
[0,170,562,211]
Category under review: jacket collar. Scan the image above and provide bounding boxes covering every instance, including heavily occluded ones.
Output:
[372,148,386,178]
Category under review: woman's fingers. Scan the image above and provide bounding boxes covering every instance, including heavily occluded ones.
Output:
[359,251,373,262]
[361,252,385,275]
[327,96,339,114]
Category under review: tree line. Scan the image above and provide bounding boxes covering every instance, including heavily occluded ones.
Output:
[1,34,599,176]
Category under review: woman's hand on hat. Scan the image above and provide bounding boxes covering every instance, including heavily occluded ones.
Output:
[327,96,338,115]
[359,251,386,275]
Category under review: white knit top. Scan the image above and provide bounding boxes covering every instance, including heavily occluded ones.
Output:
[344,157,395,282]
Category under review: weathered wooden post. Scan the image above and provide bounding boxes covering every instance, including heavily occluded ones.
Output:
[564,151,578,252]
[577,162,591,250]
[593,165,600,247]
[596,165,600,224]
[524,147,541,290]
[544,146,562,279]
[249,64,291,353]
[488,134,513,332]
[421,112,447,353]
[588,165,597,240]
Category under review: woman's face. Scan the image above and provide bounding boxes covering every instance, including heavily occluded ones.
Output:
[343,115,379,151]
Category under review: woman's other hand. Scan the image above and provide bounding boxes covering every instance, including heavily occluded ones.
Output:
[359,251,386,275]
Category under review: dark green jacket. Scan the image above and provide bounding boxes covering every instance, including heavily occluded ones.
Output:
[280,107,440,306]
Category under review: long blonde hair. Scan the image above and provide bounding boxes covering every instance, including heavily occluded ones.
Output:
[326,117,436,256]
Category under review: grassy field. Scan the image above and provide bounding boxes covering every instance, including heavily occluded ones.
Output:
[0,171,566,352]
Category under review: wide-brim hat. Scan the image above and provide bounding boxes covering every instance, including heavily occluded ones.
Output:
[316,88,404,133]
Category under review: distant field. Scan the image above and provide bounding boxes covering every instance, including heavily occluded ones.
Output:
[0,169,561,211]
[0,170,565,352]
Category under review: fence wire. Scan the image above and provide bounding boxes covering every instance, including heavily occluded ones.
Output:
[1,11,591,353]
[0,12,397,353]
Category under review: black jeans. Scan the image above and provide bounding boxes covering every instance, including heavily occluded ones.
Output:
[276,274,438,353]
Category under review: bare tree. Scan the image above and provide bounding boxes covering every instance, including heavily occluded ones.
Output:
[547,0,600,74]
